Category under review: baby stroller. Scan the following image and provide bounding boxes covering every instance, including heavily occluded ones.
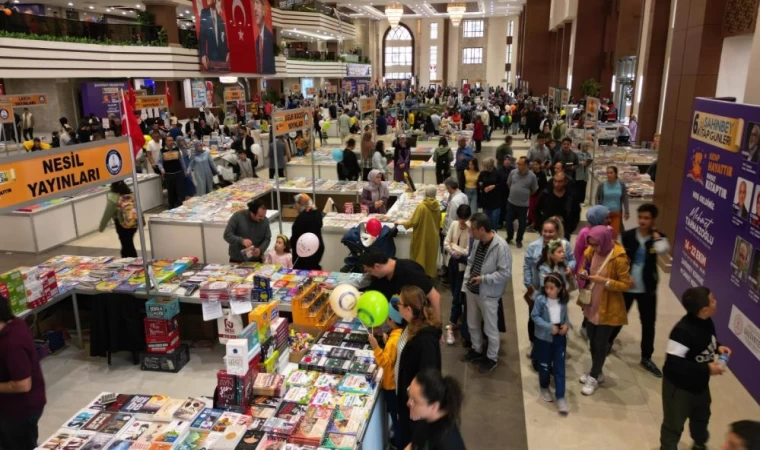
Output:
[340,223,398,273]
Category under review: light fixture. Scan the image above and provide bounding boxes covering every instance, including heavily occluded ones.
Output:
[122,11,126,14]
[88,5,94,9]
[447,3,466,27]
[135,4,140,7]
[219,77,239,83]
[385,4,403,28]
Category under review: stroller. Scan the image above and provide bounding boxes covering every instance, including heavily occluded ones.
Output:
[340,223,398,273]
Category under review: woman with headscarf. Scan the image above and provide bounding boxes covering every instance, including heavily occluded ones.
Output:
[578,225,632,396]
[397,186,441,278]
[361,125,375,181]
[628,114,638,143]
[177,138,197,197]
[361,169,390,214]
[574,205,610,284]
[188,141,218,196]
[290,193,325,270]
[393,135,412,182]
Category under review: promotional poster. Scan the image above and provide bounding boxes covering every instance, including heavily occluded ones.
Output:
[81,81,128,121]
[670,97,760,402]
[192,0,274,74]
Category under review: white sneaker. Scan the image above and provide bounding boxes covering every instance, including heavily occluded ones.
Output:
[540,387,554,402]
[579,373,605,384]
[581,376,599,396]
[556,398,569,415]
[445,325,455,346]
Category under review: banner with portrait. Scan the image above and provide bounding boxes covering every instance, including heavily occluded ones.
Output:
[192,0,274,74]
[670,98,760,402]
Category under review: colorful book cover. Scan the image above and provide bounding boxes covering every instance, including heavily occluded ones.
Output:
[128,442,152,450]
[289,407,331,445]
[212,425,246,450]
[233,429,265,449]
[39,429,75,449]
[101,413,133,435]
[327,406,363,436]
[337,393,369,409]
[139,395,169,417]
[211,412,240,433]
[105,395,134,412]
[60,431,94,450]
[274,402,307,425]
[136,422,167,443]
[282,387,315,405]
[154,399,183,422]
[122,395,151,414]
[153,420,189,443]
[320,433,356,450]
[176,431,209,450]
[80,433,114,450]
[83,412,116,433]
[198,431,222,449]
[189,408,222,431]
[64,409,99,430]
[337,374,372,395]
[173,398,206,421]
[255,434,287,450]
[117,420,153,441]
[105,439,133,450]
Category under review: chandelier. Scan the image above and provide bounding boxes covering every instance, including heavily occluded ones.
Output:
[386,4,403,28]
[447,3,466,27]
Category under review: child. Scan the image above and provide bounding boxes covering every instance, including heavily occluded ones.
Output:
[536,238,572,288]
[660,286,731,450]
[264,235,293,268]
[367,305,405,449]
[530,273,570,415]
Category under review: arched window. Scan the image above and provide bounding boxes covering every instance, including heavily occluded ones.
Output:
[383,24,414,80]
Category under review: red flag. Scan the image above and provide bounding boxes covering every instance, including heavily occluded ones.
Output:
[121,90,145,156]
[165,81,173,107]
[127,83,136,110]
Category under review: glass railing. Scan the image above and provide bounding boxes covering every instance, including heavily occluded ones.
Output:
[0,13,167,46]
[285,50,338,61]
[275,0,354,24]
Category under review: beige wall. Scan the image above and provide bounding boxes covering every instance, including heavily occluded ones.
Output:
[4,78,79,136]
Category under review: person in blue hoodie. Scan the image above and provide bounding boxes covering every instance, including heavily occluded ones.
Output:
[531,272,570,415]
[454,136,473,194]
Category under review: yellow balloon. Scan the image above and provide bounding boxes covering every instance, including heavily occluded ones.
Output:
[350,117,357,125]
[560,109,566,116]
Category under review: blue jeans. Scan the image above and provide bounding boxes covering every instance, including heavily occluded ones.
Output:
[447,257,470,341]
[505,202,528,243]
[484,208,501,231]
[534,334,567,399]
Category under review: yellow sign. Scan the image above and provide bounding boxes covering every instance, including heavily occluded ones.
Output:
[0,140,134,213]
[223,87,245,102]
[395,91,406,103]
[359,97,376,114]
[306,87,317,96]
[134,95,168,109]
[0,102,12,124]
[272,108,312,136]
[291,84,302,93]
[691,110,743,153]
[0,93,48,107]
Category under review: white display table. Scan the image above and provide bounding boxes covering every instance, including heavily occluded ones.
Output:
[0,174,162,253]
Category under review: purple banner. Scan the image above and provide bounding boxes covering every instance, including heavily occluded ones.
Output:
[80,81,128,124]
[670,97,760,402]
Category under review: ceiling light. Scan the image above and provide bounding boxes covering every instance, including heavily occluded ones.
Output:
[88,5,94,9]
[448,3,466,26]
[385,4,403,28]
[135,4,140,7]
[67,1,73,4]
[179,12,183,16]
[122,11,126,14]
[185,10,189,14]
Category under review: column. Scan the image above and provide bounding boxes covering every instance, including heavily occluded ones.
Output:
[634,0,671,143]
[741,4,760,103]
[654,0,726,242]
[558,25,571,88]
[569,0,608,98]
[144,2,180,46]
[549,30,559,90]
[519,0,552,94]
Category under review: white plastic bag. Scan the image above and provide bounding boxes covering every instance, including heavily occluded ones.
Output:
[217,308,243,344]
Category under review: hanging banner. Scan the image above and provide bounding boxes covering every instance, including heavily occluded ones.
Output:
[0,102,13,124]
[80,81,128,120]
[345,63,371,78]
[306,87,317,96]
[192,0,274,74]
[359,97,376,114]
[0,93,48,107]
[272,107,311,137]
[290,84,302,93]
[134,95,169,110]
[223,86,245,102]
[0,140,133,214]
[670,98,760,403]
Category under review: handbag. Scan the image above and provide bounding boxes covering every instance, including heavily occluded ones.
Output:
[578,250,614,305]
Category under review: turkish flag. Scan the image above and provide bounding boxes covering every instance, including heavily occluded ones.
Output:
[223,0,256,73]
[127,84,137,110]
[165,81,173,107]
[121,91,145,156]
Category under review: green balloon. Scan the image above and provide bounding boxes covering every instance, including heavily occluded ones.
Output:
[357,290,389,327]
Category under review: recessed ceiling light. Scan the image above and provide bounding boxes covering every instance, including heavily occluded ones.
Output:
[135,4,140,7]
[185,10,189,13]
[122,10,126,14]
[88,5,94,9]
[179,12,183,16]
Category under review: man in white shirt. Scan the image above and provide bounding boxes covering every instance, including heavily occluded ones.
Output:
[146,130,163,174]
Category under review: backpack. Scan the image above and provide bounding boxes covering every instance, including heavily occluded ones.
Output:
[117,194,138,229]
[552,121,564,140]
[436,150,451,177]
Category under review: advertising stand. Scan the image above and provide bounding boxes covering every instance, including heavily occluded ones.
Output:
[670,98,760,403]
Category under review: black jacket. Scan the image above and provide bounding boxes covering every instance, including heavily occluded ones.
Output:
[621,229,666,294]
[476,170,503,210]
[663,314,719,393]
[338,149,360,181]
[397,326,442,444]
[536,189,579,235]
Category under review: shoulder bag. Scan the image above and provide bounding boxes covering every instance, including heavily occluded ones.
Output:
[578,250,614,305]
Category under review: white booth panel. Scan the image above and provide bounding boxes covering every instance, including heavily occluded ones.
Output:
[0,216,36,252]
[73,195,108,236]
[149,221,204,260]
[34,205,78,252]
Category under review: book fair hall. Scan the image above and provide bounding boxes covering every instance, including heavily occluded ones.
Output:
[3,0,760,449]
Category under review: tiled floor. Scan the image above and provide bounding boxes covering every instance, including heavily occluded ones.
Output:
[16,132,760,449]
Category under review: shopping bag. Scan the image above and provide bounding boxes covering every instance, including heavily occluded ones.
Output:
[217,308,243,344]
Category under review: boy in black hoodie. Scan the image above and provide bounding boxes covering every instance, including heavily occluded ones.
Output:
[660,286,732,450]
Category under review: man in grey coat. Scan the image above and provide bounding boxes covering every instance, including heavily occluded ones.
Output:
[460,212,512,373]
[224,199,272,263]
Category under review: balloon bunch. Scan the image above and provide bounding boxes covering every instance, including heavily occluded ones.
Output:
[3,7,13,15]
[328,285,389,328]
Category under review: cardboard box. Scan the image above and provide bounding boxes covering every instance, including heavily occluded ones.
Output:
[141,344,190,373]
[288,324,325,363]
[144,317,180,339]
[145,298,180,319]
[146,331,180,354]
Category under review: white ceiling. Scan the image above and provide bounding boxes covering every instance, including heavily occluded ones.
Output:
[333,0,524,19]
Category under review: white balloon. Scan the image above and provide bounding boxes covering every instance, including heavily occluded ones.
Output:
[329,284,359,319]
[296,232,319,257]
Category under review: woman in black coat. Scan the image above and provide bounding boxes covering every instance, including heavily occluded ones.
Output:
[290,193,325,270]
[395,285,443,449]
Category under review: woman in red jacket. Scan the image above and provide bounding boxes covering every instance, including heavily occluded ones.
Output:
[472,116,485,154]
